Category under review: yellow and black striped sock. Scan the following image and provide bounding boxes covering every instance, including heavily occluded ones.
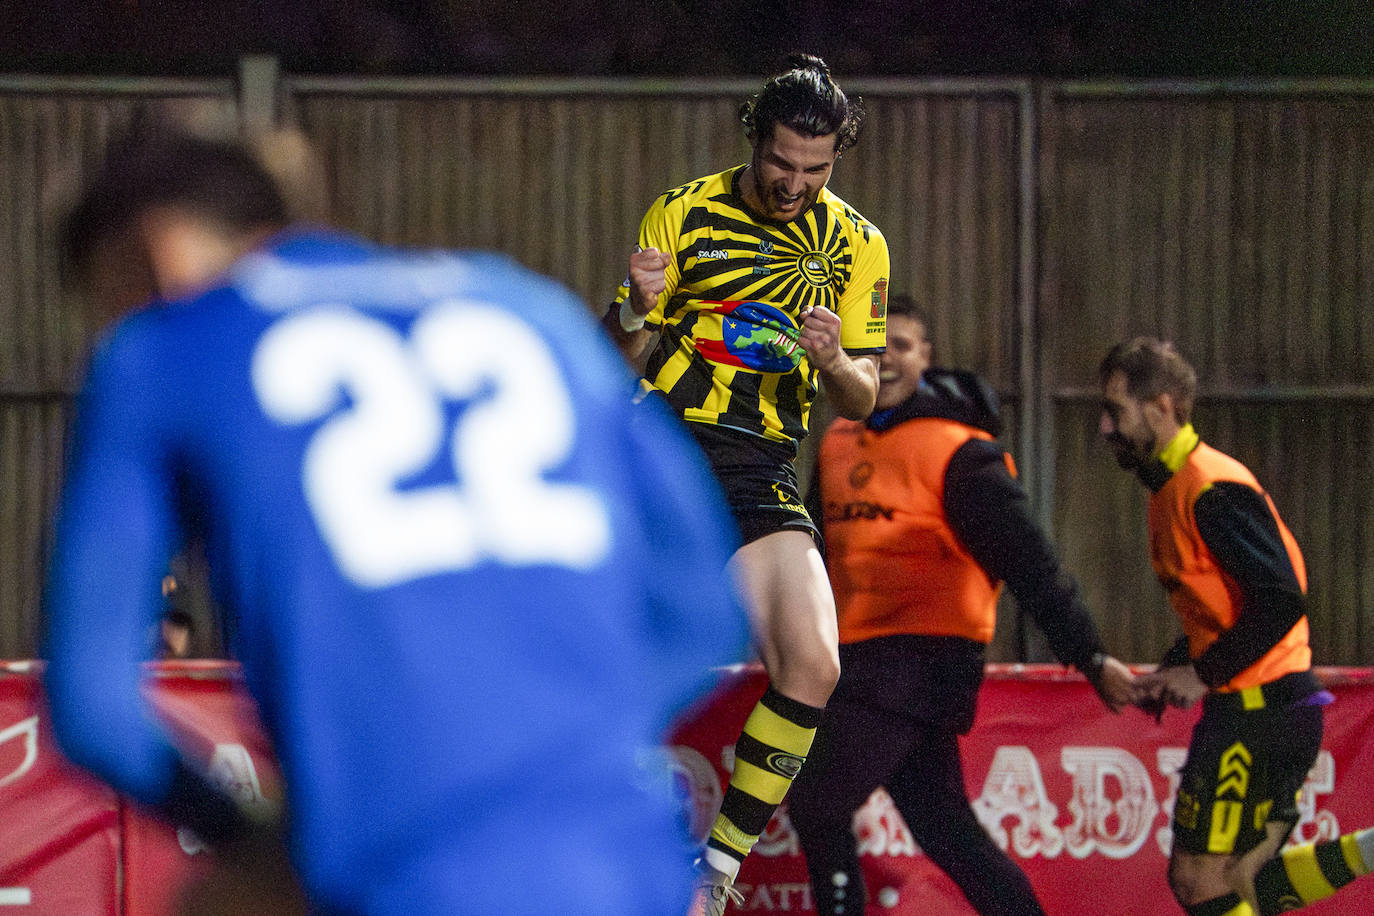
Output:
[1186,892,1253,916]
[703,685,823,880]
[1253,830,1373,915]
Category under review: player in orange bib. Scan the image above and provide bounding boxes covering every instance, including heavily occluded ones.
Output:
[787,296,1134,916]
[1101,336,1374,916]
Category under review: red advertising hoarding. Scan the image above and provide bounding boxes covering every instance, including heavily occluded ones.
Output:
[2,660,1373,914]
[0,663,120,916]
[666,664,1374,915]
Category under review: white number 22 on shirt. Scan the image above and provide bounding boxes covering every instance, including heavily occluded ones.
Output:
[251,300,610,588]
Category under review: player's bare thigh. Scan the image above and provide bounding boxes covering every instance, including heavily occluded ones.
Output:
[728,529,839,707]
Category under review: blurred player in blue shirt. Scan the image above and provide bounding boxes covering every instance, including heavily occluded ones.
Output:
[43,129,747,915]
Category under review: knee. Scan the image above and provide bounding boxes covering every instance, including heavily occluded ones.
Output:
[1167,853,1230,908]
[809,645,841,696]
[766,642,839,705]
[800,645,840,702]
[1166,857,1198,907]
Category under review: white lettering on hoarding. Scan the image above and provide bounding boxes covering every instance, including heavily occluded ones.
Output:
[1294,751,1339,844]
[0,717,39,789]
[733,882,812,911]
[1061,746,1159,859]
[0,888,31,906]
[971,745,1065,858]
[674,741,1345,871]
[755,806,800,857]
[639,746,722,845]
[706,744,1342,865]
[854,788,918,857]
[1155,747,1187,855]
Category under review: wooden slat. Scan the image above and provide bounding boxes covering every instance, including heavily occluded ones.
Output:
[1,75,1370,666]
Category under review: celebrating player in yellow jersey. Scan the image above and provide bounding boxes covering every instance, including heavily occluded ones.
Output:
[602,53,889,916]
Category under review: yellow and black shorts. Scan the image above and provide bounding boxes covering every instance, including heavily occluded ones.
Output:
[687,422,823,551]
[1172,671,1328,856]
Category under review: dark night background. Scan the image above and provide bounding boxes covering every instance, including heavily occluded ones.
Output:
[1,0,1371,78]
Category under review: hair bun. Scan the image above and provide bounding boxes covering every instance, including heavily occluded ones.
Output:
[784,52,829,76]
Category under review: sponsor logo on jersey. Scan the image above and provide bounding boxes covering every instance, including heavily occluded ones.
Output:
[797,250,836,288]
[849,461,874,489]
[828,500,896,522]
[695,300,803,373]
[664,178,707,205]
[696,249,730,260]
[872,277,889,318]
[771,482,810,516]
[1216,743,1252,799]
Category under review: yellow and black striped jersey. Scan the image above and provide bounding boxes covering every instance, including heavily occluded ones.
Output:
[615,165,889,453]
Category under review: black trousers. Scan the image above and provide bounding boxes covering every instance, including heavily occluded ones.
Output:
[787,636,1047,916]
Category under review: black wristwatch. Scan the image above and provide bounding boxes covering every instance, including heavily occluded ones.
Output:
[1083,651,1107,682]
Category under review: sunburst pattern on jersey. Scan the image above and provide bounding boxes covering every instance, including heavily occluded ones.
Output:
[668,201,856,317]
[618,165,888,452]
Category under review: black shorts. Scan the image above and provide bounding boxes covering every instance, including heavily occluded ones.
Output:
[1172,672,1326,857]
[687,423,823,551]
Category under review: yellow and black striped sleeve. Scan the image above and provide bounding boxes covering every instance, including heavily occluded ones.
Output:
[611,178,699,328]
[833,206,888,356]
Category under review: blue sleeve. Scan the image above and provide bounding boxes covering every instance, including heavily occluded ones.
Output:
[43,324,185,802]
[477,259,748,727]
[619,394,750,730]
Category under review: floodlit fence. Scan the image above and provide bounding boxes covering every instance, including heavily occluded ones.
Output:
[2,60,1371,663]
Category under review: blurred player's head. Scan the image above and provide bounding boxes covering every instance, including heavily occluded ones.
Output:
[1098,336,1197,469]
[738,53,864,222]
[61,129,290,329]
[875,295,933,411]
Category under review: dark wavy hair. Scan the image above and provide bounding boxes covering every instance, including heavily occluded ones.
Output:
[739,53,866,154]
[1099,336,1198,424]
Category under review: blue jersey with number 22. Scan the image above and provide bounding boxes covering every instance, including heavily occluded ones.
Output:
[44,230,746,916]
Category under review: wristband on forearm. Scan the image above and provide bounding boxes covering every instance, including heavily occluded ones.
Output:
[618,299,645,332]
